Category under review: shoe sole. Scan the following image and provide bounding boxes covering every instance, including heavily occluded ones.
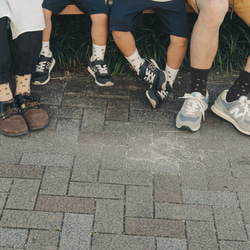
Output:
[146,90,157,109]
[28,119,50,131]
[149,59,167,90]
[211,102,250,135]
[87,66,114,87]
[0,129,29,137]
[32,58,56,86]
[176,125,199,132]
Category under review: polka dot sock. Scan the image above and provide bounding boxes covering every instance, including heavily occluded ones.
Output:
[90,43,106,62]
[0,83,13,102]
[15,75,31,96]
[190,67,210,96]
[125,49,145,75]
[226,70,250,102]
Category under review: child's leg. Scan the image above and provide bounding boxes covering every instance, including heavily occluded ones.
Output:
[165,35,187,87]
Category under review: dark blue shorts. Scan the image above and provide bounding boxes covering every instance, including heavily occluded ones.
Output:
[42,0,110,15]
[110,0,188,38]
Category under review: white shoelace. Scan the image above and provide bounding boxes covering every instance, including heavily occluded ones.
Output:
[179,93,207,121]
[239,96,250,121]
[158,89,169,99]
[36,61,46,73]
[95,64,108,75]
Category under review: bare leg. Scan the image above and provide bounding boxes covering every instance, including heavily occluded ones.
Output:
[244,55,250,73]
[42,9,53,42]
[91,14,108,46]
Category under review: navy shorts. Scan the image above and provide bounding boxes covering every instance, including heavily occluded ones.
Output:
[110,0,188,38]
[42,0,110,15]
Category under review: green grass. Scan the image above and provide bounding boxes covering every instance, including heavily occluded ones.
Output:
[50,12,250,75]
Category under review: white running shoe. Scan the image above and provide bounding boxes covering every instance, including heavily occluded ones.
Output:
[176,92,209,131]
[211,90,250,135]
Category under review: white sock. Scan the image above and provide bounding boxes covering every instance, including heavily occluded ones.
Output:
[40,41,52,57]
[165,64,179,87]
[90,43,106,61]
[125,49,145,75]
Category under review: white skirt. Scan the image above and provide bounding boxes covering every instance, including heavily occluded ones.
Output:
[0,0,45,39]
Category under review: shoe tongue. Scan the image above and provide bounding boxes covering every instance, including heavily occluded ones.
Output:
[191,92,202,98]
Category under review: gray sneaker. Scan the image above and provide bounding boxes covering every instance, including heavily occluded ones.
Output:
[211,90,250,135]
[176,92,209,131]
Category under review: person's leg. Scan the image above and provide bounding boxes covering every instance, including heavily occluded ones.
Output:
[11,31,49,131]
[0,17,28,136]
[176,0,228,132]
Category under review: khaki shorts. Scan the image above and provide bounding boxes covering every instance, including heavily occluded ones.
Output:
[187,0,250,27]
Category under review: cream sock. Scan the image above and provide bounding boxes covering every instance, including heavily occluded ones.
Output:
[40,41,52,57]
[90,43,106,61]
[15,75,31,95]
[125,49,145,75]
[0,83,13,102]
[165,64,179,87]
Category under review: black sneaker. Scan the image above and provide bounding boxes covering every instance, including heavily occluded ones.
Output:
[32,55,55,85]
[146,82,172,108]
[138,59,167,90]
[88,60,114,87]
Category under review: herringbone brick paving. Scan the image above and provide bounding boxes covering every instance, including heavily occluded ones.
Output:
[0,72,250,249]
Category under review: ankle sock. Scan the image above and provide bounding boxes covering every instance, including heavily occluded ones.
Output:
[165,64,179,88]
[90,43,106,61]
[0,83,13,102]
[15,75,31,95]
[226,70,250,102]
[190,67,210,96]
[125,49,145,74]
[40,41,52,57]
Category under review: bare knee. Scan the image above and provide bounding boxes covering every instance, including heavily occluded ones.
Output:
[91,14,108,25]
[197,0,228,28]
[170,36,188,49]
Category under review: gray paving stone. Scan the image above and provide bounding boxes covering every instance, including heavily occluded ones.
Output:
[101,146,128,170]
[6,179,40,210]
[126,185,153,218]
[0,193,7,211]
[238,192,250,223]
[92,234,155,250]
[59,213,93,250]
[35,195,94,214]
[20,153,74,168]
[219,241,250,250]
[0,228,28,248]
[182,189,239,206]
[54,105,84,119]
[231,163,250,178]
[39,81,65,105]
[180,162,208,190]
[106,98,129,122]
[54,118,81,143]
[127,159,179,175]
[157,238,187,250]
[154,174,181,203]
[126,217,185,237]
[213,206,247,241]
[0,210,63,230]
[0,165,43,179]
[186,221,218,250]
[40,167,71,195]
[99,170,153,186]
[26,230,59,250]
[94,199,123,233]
[155,203,213,221]
[0,178,12,192]
[69,182,124,199]
[246,224,250,238]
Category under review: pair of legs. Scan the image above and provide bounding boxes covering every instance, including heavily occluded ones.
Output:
[33,4,113,87]
[0,17,49,137]
[176,0,250,135]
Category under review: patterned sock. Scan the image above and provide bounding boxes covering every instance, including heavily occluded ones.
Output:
[40,41,52,57]
[190,67,210,96]
[0,83,13,102]
[226,70,250,102]
[90,43,106,61]
[125,49,145,75]
[165,64,179,88]
[15,75,31,95]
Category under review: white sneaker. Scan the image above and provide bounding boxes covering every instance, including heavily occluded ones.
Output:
[211,90,250,135]
[176,92,209,131]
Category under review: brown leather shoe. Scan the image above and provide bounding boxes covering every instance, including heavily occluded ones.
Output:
[0,100,29,137]
[14,93,49,130]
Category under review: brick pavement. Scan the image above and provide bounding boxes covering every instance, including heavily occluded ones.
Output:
[0,72,250,249]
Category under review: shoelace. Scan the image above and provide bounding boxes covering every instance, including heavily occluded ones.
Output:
[36,61,47,72]
[239,96,250,121]
[179,93,207,121]
[95,64,109,75]
[1,103,19,120]
[158,89,169,100]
